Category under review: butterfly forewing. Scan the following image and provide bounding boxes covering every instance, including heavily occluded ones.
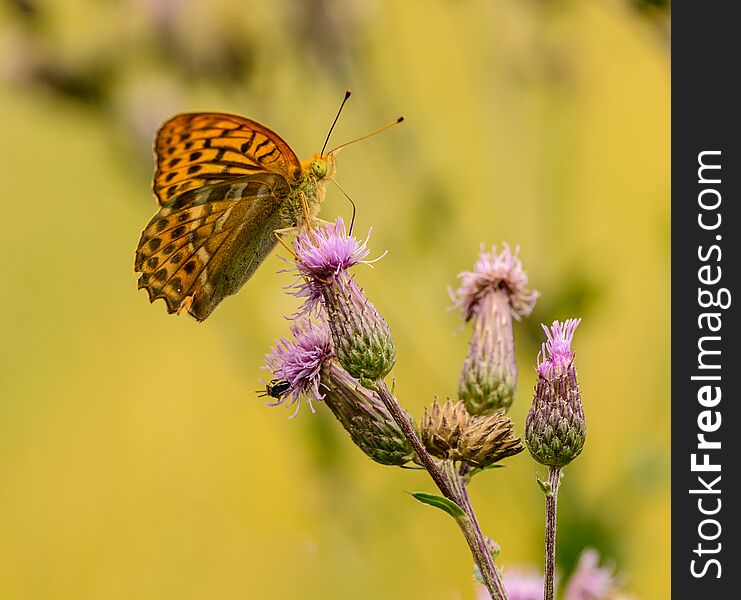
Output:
[153,112,302,204]
[136,173,291,320]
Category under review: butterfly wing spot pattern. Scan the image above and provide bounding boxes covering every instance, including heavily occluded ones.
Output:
[134,111,336,321]
[152,113,301,204]
[135,173,293,321]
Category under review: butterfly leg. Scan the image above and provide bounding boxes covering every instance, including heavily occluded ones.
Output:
[273,224,333,286]
[273,227,299,260]
[298,192,333,243]
[177,295,194,316]
[299,192,312,229]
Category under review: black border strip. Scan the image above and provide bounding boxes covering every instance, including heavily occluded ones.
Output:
[672,3,739,597]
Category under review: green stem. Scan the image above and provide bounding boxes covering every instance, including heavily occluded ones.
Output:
[544,467,562,600]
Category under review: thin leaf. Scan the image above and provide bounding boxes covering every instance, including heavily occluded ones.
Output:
[473,563,485,585]
[410,492,466,521]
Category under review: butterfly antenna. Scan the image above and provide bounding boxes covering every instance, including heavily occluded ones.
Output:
[329,116,404,156]
[332,180,357,235]
[321,89,352,157]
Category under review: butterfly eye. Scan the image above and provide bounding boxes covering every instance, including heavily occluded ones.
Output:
[311,159,328,178]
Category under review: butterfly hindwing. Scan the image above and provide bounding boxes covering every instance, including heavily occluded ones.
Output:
[136,173,291,320]
[153,112,302,204]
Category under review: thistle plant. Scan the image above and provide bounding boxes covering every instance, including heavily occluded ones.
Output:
[451,245,538,415]
[525,319,586,600]
[264,318,414,465]
[260,218,595,600]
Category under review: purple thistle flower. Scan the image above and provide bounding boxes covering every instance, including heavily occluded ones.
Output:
[477,569,545,600]
[526,318,586,468]
[564,549,620,600]
[452,243,538,322]
[263,319,333,417]
[538,318,581,379]
[453,244,538,415]
[294,217,374,280]
[290,217,380,315]
[263,317,412,464]
[290,217,395,382]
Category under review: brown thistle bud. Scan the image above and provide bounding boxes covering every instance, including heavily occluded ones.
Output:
[421,399,524,468]
[420,399,470,460]
[458,413,524,468]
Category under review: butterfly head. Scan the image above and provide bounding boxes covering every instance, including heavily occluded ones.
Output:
[307,153,337,182]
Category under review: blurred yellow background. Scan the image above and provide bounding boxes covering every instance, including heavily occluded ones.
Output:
[0,0,669,598]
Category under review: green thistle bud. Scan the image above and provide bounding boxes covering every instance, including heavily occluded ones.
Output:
[322,360,414,466]
[293,218,396,382]
[457,413,524,468]
[458,291,517,414]
[525,319,586,468]
[452,244,538,415]
[322,270,396,382]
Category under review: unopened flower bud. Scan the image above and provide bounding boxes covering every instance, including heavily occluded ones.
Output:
[420,399,470,460]
[321,360,414,466]
[452,244,538,415]
[525,319,586,467]
[458,413,524,468]
[421,399,523,468]
[293,218,395,382]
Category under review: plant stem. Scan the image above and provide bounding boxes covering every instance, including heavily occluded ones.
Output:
[544,466,562,600]
[443,462,508,600]
[373,380,456,497]
[373,380,507,600]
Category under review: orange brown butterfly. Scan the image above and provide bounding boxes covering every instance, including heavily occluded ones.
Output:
[134,91,402,321]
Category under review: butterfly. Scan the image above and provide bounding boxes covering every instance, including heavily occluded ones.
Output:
[135,92,401,321]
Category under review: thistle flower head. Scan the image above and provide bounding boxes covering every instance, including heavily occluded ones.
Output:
[458,413,524,468]
[452,243,538,322]
[454,244,538,414]
[503,570,545,600]
[421,399,523,468]
[290,217,395,382]
[263,319,333,416]
[526,318,586,468]
[322,360,415,466]
[478,549,626,600]
[420,399,470,459]
[294,217,372,275]
[477,569,544,600]
[291,217,377,312]
[537,318,581,379]
[262,319,410,464]
[564,549,619,600]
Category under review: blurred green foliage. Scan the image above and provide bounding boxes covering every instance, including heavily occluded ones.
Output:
[0,0,668,598]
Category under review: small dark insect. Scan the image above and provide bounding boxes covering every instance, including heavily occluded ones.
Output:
[257,379,291,399]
